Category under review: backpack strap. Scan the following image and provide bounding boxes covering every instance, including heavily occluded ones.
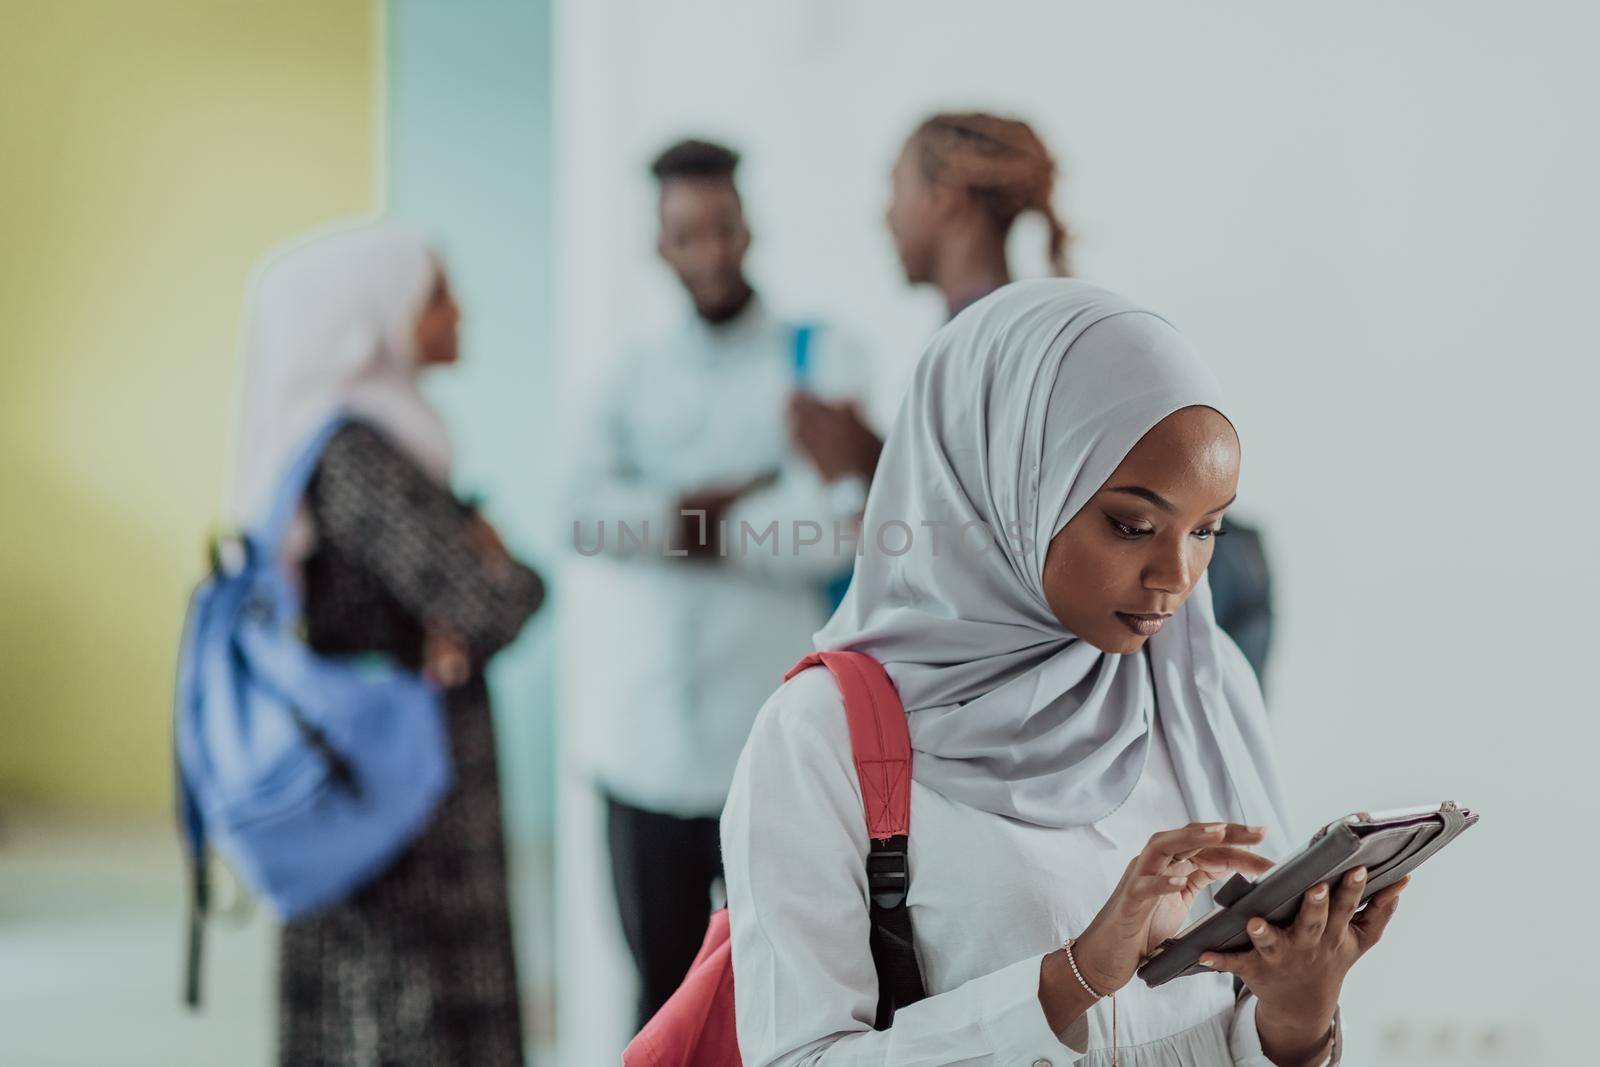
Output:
[251,413,352,554]
[788,322,856,615]
[784,651,926,1028]
[789,322,816,389]
[177,750,207,1009]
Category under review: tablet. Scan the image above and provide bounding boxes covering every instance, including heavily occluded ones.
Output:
[1137,801,1478,987]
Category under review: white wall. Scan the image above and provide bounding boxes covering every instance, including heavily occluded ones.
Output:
[553,2,1600,1062]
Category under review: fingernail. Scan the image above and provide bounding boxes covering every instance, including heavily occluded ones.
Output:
[1311,885,1328,901]
[1206,823,1226,833]
[1248,920,1265,935]
[1353,867,1367,882]
[1198,957,1214,968]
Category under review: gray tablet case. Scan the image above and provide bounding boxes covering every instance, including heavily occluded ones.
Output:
[1138,801,1477,988]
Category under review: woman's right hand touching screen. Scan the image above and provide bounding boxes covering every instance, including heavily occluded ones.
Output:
[1069,822,1273,989]
[1038,823,1273,1036]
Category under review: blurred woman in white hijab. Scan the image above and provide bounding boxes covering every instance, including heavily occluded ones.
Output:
[721,280,1410,1065]
[236,221,544,1067]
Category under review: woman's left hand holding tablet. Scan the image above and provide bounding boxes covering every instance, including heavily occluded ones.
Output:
[1200,867,1411,1066]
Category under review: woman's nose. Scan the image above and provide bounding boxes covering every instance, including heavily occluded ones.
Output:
[1143,544,1191,595]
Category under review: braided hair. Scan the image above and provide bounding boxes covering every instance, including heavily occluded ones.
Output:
[910,112,1070,276]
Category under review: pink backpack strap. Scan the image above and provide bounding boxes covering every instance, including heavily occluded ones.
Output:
[784,651,911,841]
[784,650,925,1026]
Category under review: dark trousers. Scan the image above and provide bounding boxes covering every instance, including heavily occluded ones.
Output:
[605,792,725,1032]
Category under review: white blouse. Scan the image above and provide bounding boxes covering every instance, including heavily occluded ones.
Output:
[721,667,1338,1066]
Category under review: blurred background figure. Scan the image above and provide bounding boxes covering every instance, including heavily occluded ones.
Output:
[887,111,1071,317]
[566,138,870,1029]
[788,112,1071,530]
[236,223,545,1067]
[1206,519,1276,683]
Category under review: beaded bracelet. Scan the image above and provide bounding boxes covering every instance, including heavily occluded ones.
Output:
[1063,937,1117,1066]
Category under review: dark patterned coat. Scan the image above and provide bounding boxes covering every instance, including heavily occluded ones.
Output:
[278,422,543,1067]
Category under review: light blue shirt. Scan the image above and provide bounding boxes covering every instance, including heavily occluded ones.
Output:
[566,297,872,817]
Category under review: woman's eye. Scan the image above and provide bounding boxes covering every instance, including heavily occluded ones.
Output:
[1193,527,1228,542]
[1106,515,1150,539]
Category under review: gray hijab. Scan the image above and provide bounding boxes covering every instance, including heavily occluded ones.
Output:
[816,279,1290,844]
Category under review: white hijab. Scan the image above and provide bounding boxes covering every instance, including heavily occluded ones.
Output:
[817,279,1290,845]
[230,221,452,534]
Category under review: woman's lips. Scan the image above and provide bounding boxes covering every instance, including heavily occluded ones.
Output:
[1115,611,1172,637]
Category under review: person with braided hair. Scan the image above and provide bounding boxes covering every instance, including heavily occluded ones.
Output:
[887,111,1071,316]
[790,112,1071,492]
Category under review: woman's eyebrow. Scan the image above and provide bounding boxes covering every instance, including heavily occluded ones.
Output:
[1106,486,1237,515]
[1107,485,1175,512]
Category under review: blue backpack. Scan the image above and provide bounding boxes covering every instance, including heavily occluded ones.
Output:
[173,415,451,1005]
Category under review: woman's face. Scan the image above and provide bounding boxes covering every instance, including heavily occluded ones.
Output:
[414,267,461,367]
[1042,406,1239,654]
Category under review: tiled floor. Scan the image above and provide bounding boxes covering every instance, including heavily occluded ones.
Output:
[0,813,555,1066]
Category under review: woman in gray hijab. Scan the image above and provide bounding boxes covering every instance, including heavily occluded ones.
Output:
[720,280,1407,1065]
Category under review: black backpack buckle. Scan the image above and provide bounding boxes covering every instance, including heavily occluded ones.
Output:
[867,836,909,909]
